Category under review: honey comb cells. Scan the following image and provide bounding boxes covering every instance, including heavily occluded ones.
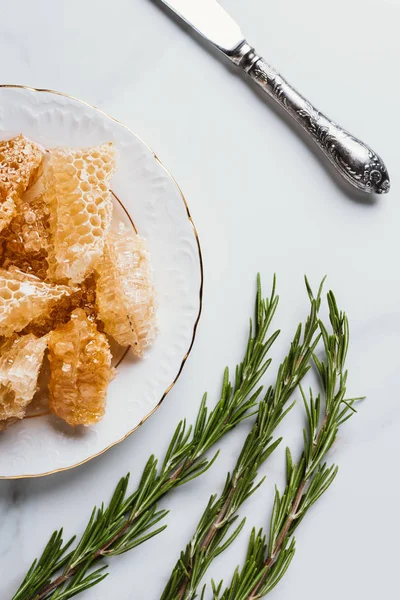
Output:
[96,224,157,356]
[23,274,97,338]
[48,309,113,427]
[0,267,73,337]
[0,136,157,429]
[0,333,48,423]
[45,143,116,284]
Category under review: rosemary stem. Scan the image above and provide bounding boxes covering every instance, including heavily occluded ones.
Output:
[247,480,307,600]
[34,573,73,600]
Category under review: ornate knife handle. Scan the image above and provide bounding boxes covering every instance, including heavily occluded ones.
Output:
[229,43,390,194]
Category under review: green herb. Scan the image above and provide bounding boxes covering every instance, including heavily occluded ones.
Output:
[213,286,363,600]
[13,276,279,600]
[160,280,323,600]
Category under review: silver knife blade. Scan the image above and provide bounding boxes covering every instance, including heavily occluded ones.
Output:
[160,0,244,53]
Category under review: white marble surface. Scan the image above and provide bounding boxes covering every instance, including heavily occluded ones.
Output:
[1,0,400,598]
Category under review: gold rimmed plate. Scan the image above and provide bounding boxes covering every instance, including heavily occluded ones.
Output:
[0,85,203,479]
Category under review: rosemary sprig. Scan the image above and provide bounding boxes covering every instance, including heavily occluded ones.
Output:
[160,280,323,600]
[214,286,363,600]
[13,276,279,600]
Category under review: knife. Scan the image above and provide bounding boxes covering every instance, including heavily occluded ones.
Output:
[157,0,390,194]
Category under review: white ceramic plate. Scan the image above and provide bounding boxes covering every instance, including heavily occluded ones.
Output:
[0,86,203,479]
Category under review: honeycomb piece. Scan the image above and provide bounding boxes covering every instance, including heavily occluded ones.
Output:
[0,135,44,232]
[22,274,97,337]
[0,267,73,337]
[48,308,113,426]
[95,223,157,356]
[0,191,16,234]
[0,177,50,279]
[0,135,43,196]
[45,143,116,284]
[0,333,48,423]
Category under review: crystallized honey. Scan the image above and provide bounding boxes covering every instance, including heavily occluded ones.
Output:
[48,309,113,426]
[1,176,49,279]
[0,135,43,233]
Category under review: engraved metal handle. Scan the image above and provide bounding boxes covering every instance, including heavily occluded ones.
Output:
[229,43,390,194]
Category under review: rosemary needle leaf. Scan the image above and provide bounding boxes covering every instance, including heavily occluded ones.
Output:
[13,277,279,600]
[11,531,76,600]
[161,285,322,600]
[216,283,363,600]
